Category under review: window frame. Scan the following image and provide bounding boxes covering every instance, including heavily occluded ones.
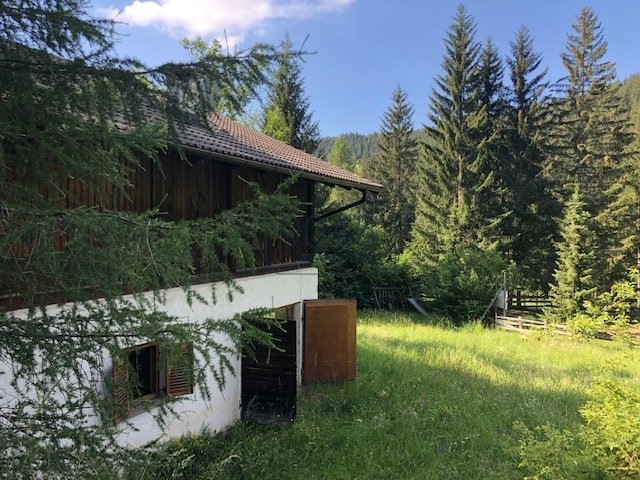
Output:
[112,341,193,423]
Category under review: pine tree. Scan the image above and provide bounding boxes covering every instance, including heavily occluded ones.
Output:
[545,185,597,323]
[500,26,557,287]
[262,35,320,153]
[546,7,632,284]
[0,2,298,477]
[411,4,493,264]
[366,86,418,256]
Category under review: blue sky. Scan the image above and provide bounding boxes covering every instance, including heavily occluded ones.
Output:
[93,0,640,137]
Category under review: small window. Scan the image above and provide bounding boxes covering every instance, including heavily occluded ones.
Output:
[128,344,158,400]
[112,342,193,422]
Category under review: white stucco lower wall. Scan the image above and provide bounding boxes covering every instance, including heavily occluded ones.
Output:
[117,267,318,448]
[1,267,317,449]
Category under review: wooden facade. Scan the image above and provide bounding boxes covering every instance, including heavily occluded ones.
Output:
[40,149,314,273]
[1,149,315,310]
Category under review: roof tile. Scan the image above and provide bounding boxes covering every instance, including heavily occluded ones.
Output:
[180,112,383,191]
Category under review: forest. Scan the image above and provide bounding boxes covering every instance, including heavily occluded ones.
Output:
[304,6,640,333]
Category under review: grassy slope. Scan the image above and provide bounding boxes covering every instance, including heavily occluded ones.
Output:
[139,311,640,480]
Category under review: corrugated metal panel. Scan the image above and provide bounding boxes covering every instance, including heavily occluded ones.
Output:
[303,299,356,384]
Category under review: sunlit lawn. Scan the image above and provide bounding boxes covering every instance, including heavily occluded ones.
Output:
[135,310,640,480]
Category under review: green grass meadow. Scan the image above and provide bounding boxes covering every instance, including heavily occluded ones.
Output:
[139,310,640,480]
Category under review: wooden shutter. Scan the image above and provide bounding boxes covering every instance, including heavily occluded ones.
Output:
[166,343,194,397]
[303,299,356,384]
[112,357,129,423]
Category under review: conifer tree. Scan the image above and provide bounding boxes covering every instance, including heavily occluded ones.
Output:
[546,7,632,284]
[411,4,493,264]
[0,1,298,477]
[606,101,640,291]
[478,37,506,123]
[475,37,509,250]
[545,185,597,323]
[262,35,320,153]
[500,26,557,287]
[367,86,418,256]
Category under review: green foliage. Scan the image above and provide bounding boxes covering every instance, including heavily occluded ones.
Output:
[419,247,511,323]
[498,26,557,289]
[545,7,632,286]
[365,86,418,256]
[326,136,353,170]
[261,105,290,143]
[545,185,597,323]
[180,37,270,120]
[411,5,499,265]
[0,1,299,477]
[581,378,640,476]
[314,214,413,307]
[516,368,640,480]
[316,132,381,166]
[568,269,639,337]
[261,35,319,153]
[514,422,602,479]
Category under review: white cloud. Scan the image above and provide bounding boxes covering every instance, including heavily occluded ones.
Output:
[101,0,354,43]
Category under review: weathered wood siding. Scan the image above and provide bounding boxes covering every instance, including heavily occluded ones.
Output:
[7,149,314,274]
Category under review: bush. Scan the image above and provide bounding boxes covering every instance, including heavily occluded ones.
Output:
[581,379,640,477]
[568,269,639,338]
[314,214,415,307]
[515,368,640,479]
[419,247,511,324]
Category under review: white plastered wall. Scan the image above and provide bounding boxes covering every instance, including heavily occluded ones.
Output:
[1,267,317,448]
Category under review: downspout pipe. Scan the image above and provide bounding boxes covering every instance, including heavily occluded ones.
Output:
[304,188,368,254]
[315,188,368,221]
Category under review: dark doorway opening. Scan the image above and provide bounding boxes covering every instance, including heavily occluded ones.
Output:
[241,305,297,423]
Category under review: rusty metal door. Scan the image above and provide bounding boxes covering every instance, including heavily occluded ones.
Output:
[303,299,356,384]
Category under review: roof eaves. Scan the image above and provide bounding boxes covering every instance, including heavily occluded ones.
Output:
[175,142,384,192]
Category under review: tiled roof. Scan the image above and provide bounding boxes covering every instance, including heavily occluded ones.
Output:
[172,112,383,192]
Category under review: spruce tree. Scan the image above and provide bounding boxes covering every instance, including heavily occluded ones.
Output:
[0,1,298,477]
[500,26,557,287]
[475,37,509,250]
[545,185,597,323]
[367,86,418,256]
[546,7,632,284]
[411,4,493,264]
[262,35,320,153]
[606,101,640,291]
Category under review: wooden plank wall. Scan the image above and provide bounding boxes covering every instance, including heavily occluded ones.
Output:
[48,150,313,271]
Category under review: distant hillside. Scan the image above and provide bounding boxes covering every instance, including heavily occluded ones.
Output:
[316,132,380,163]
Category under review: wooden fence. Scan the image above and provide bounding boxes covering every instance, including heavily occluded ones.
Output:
[509,291,551,310]
[495,315,569,335]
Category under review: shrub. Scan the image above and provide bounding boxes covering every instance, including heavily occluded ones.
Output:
[568,269,638,338]
[581,379,640,477]
[514,421,602,480]
[419,247,511,324]
[314,214,415,307]
[516,368,640,479]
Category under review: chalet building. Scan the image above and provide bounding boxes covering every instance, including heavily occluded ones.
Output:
[2,111,382,447]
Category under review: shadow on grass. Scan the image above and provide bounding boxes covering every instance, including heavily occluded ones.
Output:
[131,323,621,480]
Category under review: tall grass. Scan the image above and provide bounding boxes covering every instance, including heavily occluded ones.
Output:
[132,310,639,480]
